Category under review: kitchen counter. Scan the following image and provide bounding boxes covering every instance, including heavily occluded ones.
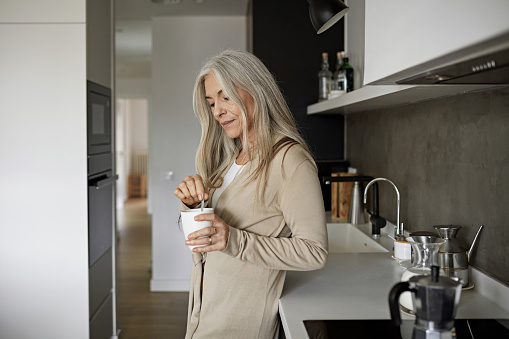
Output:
[279,220,509,339]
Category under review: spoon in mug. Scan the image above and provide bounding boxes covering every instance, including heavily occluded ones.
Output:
[200,199,204,211]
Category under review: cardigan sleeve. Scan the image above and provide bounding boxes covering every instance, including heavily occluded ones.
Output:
[222,157,328,271]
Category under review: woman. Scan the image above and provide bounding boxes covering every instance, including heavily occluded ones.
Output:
[174,50,327,339]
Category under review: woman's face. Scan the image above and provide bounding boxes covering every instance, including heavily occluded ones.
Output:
[204,73,255,143]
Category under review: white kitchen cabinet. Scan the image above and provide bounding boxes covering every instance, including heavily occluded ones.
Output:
[363,0,509,85]
[0,0,114,337]
[0,23,89,338]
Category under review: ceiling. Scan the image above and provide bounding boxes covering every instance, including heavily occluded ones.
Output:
[115,0,250,78]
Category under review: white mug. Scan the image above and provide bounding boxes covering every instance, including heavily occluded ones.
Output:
[180,208,214,251]
[394,239,411,262]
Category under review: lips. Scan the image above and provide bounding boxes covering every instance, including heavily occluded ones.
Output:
[221,119,234,128]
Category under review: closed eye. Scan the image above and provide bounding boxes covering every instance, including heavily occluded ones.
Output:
[205,98,215,108]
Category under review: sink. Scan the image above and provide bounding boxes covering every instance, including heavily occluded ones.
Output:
[327,224,389,253]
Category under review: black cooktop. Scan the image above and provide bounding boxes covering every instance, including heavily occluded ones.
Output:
[303,319,509,338]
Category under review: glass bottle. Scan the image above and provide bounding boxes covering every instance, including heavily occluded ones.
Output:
[331,52,343,91]
[340,52,354,92]
[317,52,332,102]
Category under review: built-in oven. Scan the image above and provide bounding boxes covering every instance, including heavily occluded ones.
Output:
[87,81,112,156]
[88,154,116,266]
[87,80,116,339]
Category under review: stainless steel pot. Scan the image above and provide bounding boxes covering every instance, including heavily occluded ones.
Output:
[433,224,483,287]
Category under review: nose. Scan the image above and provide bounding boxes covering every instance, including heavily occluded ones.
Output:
[212,101,225,119]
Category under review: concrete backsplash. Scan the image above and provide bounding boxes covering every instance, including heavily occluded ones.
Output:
[346,87,509,286]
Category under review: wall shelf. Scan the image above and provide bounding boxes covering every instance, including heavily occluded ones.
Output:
[307,84,502,115]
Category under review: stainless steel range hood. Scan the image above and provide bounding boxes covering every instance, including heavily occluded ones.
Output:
[397,33,509,85]
[397,47,509,85]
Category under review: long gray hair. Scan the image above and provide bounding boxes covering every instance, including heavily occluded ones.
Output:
[192,49,311,195]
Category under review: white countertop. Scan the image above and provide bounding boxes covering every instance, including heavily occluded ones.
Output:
[279,221,509,339]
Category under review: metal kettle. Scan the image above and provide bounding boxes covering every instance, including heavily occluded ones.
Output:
[433,224,483,287]
[389,266,462,339]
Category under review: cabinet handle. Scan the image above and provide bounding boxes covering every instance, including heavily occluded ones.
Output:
[90,175,118,189]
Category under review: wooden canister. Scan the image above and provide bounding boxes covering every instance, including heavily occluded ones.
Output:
[331,172,356,220]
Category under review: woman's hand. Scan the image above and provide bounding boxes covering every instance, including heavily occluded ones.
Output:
[185,213,229,252]
[174,174,209,207]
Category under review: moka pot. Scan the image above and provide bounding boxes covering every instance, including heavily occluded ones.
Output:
[389,266,462,339]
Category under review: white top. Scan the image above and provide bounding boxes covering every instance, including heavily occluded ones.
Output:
[211,161,244,208]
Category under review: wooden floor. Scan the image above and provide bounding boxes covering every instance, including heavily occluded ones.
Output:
[116,198,188,339]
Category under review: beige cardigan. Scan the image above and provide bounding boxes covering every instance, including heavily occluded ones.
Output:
[184,144,328,339]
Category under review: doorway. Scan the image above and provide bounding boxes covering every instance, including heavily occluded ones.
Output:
[115,98,148,211]
[114,98,189,337]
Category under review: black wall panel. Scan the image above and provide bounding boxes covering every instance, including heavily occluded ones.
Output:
[252,0,345,161]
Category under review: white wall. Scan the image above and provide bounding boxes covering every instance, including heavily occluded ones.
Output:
[116,100,127,207]
[115,98,149,207]
[127,99,149,157]
[116,77,151,99]
[116,78,152,208]
[0,1,90,337]
[150,16,247,291]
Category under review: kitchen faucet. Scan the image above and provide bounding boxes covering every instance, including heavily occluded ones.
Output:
[323,176,386,236]
[364,178,402,238]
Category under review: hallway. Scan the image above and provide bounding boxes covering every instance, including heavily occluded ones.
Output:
[116,198,188,338]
